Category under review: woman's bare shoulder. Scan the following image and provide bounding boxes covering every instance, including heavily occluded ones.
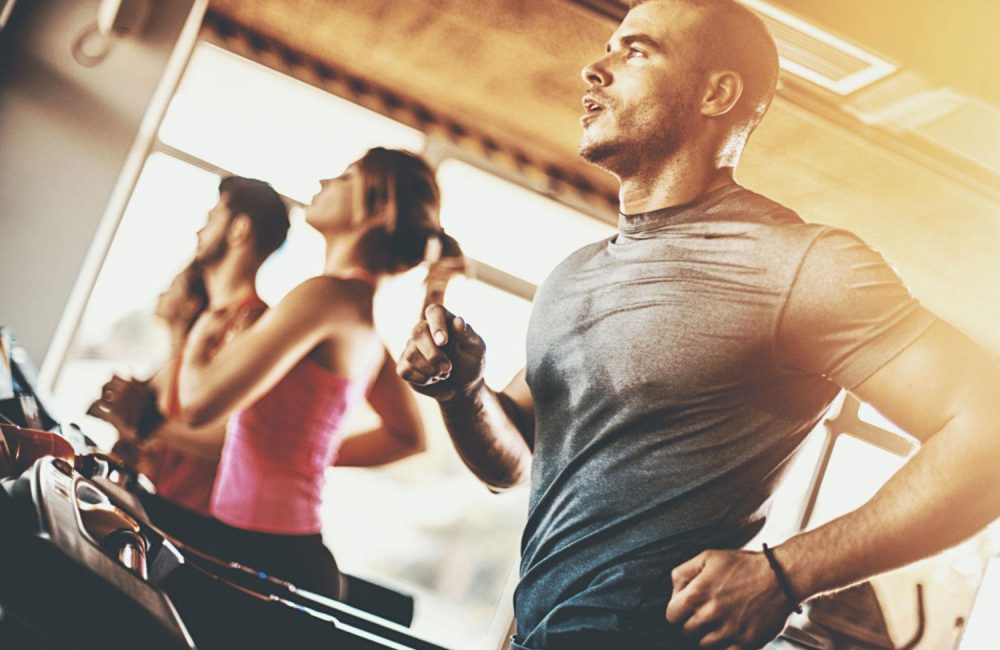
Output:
[274,275,372,322]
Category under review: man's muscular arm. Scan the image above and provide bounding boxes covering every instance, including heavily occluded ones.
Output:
[778,320,1000,597]
[439,370,534,490]
[667,320,1000,648]
[398,304,534,490]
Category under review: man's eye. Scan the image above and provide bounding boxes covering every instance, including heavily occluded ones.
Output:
[627,48,646,59]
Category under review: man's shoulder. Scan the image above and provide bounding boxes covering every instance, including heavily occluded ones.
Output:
[723,188,878,248]
[717,186,806,229]
[720,190,832,264]
[723,187,857,254]
[546,236,613,279]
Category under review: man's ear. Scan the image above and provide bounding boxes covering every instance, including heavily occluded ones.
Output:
[700,70,743,118]
[227,214,252,247]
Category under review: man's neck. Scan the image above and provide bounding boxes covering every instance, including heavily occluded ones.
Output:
[204,254,258,310]
[617,152,737,215]
[169,324,190,353]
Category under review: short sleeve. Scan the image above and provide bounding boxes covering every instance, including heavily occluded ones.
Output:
[774,228,937,389]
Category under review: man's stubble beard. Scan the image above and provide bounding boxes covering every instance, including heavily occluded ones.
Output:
[578,77,702,177]
[578,110,694,179]
[578,130,639,172]
[195,232,228,268]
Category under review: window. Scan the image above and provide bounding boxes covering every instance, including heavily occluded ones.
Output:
[329,270,533,648]
[159,43,426,203]
[53,153,221,447]
[438,159,616,287]
[762,395,1000,649]
[51,42,609,649]
[804,433,907,529]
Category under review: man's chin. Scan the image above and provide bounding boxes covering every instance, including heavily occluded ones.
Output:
[578,138,619,170]
[195,243,226,267]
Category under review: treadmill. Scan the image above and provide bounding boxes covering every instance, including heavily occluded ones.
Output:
[0,327,452,649]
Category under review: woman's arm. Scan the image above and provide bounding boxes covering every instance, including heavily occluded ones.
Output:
[335,348,427,467]
[178,278,353,426]
[150,419,227,460]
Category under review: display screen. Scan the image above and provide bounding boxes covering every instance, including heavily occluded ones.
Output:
[0,326,59,430]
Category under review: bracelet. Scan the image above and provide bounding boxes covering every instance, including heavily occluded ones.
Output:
[762,543,803,614]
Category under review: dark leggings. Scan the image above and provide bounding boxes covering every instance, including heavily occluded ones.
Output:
[141,493,343,599]
[206,520,343,599]
[510,629,700,650]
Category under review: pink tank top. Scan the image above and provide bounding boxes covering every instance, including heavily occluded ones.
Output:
[210,357,367,534]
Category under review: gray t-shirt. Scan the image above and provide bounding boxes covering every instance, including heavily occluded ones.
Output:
[515,184,935,647]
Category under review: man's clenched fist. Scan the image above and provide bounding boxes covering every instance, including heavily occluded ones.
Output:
[397,304,486,402]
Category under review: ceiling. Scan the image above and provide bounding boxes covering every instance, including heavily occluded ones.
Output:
[771,0,1000,107]
[205,0,1000,358]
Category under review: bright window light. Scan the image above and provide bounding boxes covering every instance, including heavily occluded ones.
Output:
[73,153,220,345]
[330,268,533,648]
[806,434,906,529]
[256,205,326,306]
[857,401,911,439]
[437,159,616,286]
[52,153,221,440]
[160,43,426,203]
[374,269,532,388]
[960,557,1000,649]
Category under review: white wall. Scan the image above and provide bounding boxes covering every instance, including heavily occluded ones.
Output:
[0,0,203,368]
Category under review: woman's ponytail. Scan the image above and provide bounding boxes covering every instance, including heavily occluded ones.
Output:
[421,228,465,313]
[351,148,465,310]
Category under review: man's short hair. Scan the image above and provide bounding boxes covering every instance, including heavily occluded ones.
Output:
[629,0,780,131]
[218,176,290,260]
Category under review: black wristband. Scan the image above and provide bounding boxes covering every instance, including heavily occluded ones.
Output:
[762,543,803,614]
[135,396,165,441]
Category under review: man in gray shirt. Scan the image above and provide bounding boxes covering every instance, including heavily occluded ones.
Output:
[398,1,1000,648]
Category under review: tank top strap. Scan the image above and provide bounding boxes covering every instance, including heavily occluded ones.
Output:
[166,351,184,418]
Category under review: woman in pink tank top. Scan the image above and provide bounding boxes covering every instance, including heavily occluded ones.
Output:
[176,148,464,599]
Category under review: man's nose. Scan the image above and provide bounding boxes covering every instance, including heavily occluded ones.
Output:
[581,55,612,86]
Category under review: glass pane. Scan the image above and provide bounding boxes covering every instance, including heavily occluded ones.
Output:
[747,419,829,543]
[160,43,426,203]
[806,434,907,529]
[374,270,531,388]
[256,205,326,305]
[857,400,910,438]
[52,152,221,446]
[961,557,1000,649]
[437,159,616,286]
